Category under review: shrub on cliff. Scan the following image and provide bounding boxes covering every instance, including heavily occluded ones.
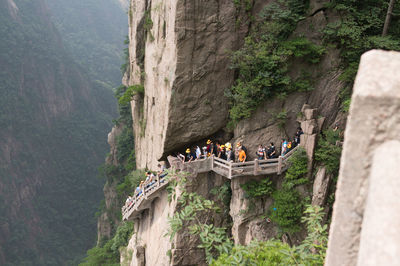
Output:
[80,221,134,266]
[227,1,324,124]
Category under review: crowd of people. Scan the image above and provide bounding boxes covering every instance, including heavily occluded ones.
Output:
[123,163,167,212]
[123,127,304,213]
[176,127,304,163]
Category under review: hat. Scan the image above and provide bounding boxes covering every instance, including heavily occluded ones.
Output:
[236,142,241,147]
[207,139,211,144]
[221,145,225,148]
[186,148,190,153]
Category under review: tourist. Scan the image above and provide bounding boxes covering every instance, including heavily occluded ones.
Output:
[267,142,276,159]
[256,144,266,160]
[218,145,227,160]
[295,127,303,145]
[206,140,213,156]
[226,146,234,162]
[281,139,288,156]
[202,146,208,157]
[213,141,220,156]
[185,148,195,162]
[195,145,202,159]
[238,147,246,162]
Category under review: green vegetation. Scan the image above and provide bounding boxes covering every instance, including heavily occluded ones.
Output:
[270,188,303,233]
[241,179,274,199]
[227,1,325,124]
[0,0,120,264]
[270,148,309,234]
[322,0,400,111]
[212,204,328,265]
[284,148,309,188]
[80,221,134,266]
[315,130,342,174]
[166,171,233,264]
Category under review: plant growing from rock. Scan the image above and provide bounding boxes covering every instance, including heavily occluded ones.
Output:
[165,170,233,264]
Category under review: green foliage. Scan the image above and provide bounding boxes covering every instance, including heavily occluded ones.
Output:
[121,35,130,74]
[315,130,342,174]
[212,240,317,265]
[210,181,232,210]
[284,148,308,189]
[323,0,400,83]
[268,148,309,233]
[270,188,303,233]
[227,1,324,124]
[80,222,134,266]
[116,169,146,197]
[116,126,135,164]
[241,178,274,198]
[118,84,145,106]
[166,171,233,263]
[213,203,328,265]
[297,205,328,264]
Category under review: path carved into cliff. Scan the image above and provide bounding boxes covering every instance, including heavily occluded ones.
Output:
[122,146,299,221]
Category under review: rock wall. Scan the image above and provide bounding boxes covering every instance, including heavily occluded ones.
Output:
[230,175,278,246]
[126,0,239,170]
[326,50,400,265]
[122,172,227,266]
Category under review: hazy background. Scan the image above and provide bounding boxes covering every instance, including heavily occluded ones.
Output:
[0,0,128,264]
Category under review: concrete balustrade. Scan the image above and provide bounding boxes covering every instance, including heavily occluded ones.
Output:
[122,146,300,221]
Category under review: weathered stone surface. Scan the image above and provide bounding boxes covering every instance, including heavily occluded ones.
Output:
[357,141,400,266]
[125,172,227,265]
[312,166,332,206]
[127,0,238,170]
[326,50,400,266]
[230,175,279,245]
[301,119,318,135]
[304,108,318,120]
[106,125,123,165]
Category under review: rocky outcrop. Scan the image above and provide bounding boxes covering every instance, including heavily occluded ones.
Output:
[123,172,227,265]
[312,166,332,206]
[326,50,400,265]
[127,0,240,170]
[230,175,279,245]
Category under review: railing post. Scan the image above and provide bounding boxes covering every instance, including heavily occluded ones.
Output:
[228,161,232,179]
[211,155,214,170]
[157,174,160,187]
[254,159,259,176]
[277,156,283,175]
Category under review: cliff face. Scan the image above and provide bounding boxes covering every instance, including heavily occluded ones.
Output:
[121,0,346,264]
[126,0,239,170]
[126,0,345,170]
[122,172,228,266]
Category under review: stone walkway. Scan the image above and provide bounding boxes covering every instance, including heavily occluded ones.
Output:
[122,146,300,221]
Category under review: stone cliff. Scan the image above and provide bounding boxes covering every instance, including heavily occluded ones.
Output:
[125,0,238,170]
[125,0,345,170]
[118,0,348,265]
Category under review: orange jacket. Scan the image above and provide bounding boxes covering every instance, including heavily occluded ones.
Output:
[238,150,246,162]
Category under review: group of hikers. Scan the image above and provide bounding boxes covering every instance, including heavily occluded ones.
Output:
[123,127,304,213]
[122,163,167,212]
[176,127,304,163]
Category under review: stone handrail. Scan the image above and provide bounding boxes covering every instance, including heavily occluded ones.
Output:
[122,146,300,220]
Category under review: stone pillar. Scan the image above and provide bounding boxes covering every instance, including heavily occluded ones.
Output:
[326,50,400,266]
[298,104,322,178]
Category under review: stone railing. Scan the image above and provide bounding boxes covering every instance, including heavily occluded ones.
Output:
[122,146,300,221]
